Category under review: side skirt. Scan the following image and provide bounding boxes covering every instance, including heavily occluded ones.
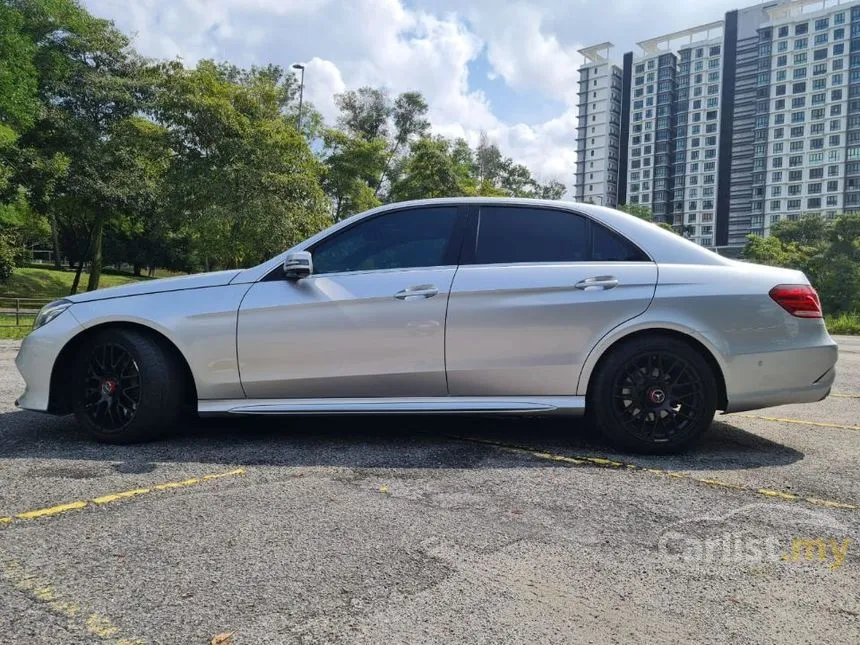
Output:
[198,396,586,417]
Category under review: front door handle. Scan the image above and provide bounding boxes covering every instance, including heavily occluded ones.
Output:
[575,276,619,292]
[394,285,439,300]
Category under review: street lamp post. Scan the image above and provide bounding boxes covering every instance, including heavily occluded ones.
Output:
[292,63,305,131]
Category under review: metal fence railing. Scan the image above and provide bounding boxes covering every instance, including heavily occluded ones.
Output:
[0,297,52,327]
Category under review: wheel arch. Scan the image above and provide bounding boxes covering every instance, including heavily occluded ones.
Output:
[578,324,729,412]
[48,321,198,414]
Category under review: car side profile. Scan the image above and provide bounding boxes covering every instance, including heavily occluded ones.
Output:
[15,198,838,453]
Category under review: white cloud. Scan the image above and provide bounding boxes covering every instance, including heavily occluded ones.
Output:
[98,0,749,188]
[300,58,346,123]
[468,4,583,105]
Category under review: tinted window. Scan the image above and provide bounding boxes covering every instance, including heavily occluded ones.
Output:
[592,224,650,261]
[474,207,588,264]
[312,207,458,274]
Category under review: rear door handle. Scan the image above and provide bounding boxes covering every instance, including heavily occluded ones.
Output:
[394,285,439,300]
[575,276,619,291]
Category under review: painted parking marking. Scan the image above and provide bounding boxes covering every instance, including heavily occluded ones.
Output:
[0,468,245,526]
[736,414,860,431]
[831,393,860,399]
[455,436,859,512]
[2,559,145,644]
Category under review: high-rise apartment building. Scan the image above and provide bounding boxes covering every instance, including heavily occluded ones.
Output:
[574,0,858,253]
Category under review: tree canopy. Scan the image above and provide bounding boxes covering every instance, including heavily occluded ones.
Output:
[0,0,566,292]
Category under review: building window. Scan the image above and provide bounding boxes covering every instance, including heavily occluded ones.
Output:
[795,38,808,50]
[796,23,809,36]
[810,168,824,180]
[793,81,807,93]
[789,170,803,182]
[808,183,822,194]
[795,53,807,65]
[789,155,803,167]
[814,47,828,61]
[809,152,824,163]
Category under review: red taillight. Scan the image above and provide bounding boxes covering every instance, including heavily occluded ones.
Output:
[769,284,823,319]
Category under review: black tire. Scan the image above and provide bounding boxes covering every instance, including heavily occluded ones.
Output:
[588,335,718,454]
[72,328,185,443]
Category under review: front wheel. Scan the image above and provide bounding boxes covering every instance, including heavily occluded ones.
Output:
[589,335,718,454]
[73,328,184,443]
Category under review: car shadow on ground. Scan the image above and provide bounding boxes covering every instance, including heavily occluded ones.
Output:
[0,409,804,474]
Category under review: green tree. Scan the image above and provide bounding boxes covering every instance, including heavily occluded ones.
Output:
[0,0,39,192]
[617,204,654,221]
[321,128,385,221]
[5,0,153,286]
[390,137,465,201]
[156,60,330,269]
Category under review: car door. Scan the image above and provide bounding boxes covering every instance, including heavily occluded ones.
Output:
[445,204,658,396]
[237,205,465,398]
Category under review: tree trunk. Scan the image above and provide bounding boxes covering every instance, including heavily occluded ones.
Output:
[49,212,62,269]
[69,259,84,295]
[85,216,105,292]
[133,263,142,276]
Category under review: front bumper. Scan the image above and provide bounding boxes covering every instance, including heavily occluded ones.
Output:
[15,310,84,412]
[723,341,838,413]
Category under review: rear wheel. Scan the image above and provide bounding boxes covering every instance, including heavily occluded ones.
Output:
[72,328,184,443]
[589,335,718,454]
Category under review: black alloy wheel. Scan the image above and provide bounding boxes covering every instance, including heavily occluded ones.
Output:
[81,343,142,432]
[609,350,705,444]
[590,335,718,454]
[72,328,185,443]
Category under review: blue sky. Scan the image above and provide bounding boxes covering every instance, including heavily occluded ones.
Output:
[83,0,743,186]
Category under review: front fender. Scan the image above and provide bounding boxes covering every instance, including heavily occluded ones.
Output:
[69,284,251,400]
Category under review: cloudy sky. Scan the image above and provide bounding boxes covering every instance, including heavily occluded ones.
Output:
[82,0,745,187]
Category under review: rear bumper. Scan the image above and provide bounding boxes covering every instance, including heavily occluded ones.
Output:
[723,341,838,413]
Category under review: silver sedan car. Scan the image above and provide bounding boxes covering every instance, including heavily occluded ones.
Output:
[15,198,838,453]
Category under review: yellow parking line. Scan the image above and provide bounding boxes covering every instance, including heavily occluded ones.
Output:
[455,436,859,512]
[737,414,860,431]
[0,468,245,527]
[2,559,145,644]
[831,393,860,399]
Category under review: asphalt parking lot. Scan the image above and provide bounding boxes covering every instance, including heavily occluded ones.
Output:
[0,338,858,644]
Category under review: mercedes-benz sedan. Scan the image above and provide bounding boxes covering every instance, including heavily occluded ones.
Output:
[15,198,838,453]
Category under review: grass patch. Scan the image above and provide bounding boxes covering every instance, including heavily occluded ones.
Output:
[826,311,860,335]
[1,266,146,300]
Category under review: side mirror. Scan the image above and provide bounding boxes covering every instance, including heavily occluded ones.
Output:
[283,251,313,280]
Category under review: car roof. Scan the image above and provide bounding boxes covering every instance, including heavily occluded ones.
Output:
[234,197,733,284]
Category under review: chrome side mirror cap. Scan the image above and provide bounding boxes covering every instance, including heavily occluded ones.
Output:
[283,251,313,280]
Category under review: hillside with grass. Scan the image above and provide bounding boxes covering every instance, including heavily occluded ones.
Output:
[0,267,150,339]
[2,267,147,300]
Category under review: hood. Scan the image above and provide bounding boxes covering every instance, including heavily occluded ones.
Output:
[66,270,243,304]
